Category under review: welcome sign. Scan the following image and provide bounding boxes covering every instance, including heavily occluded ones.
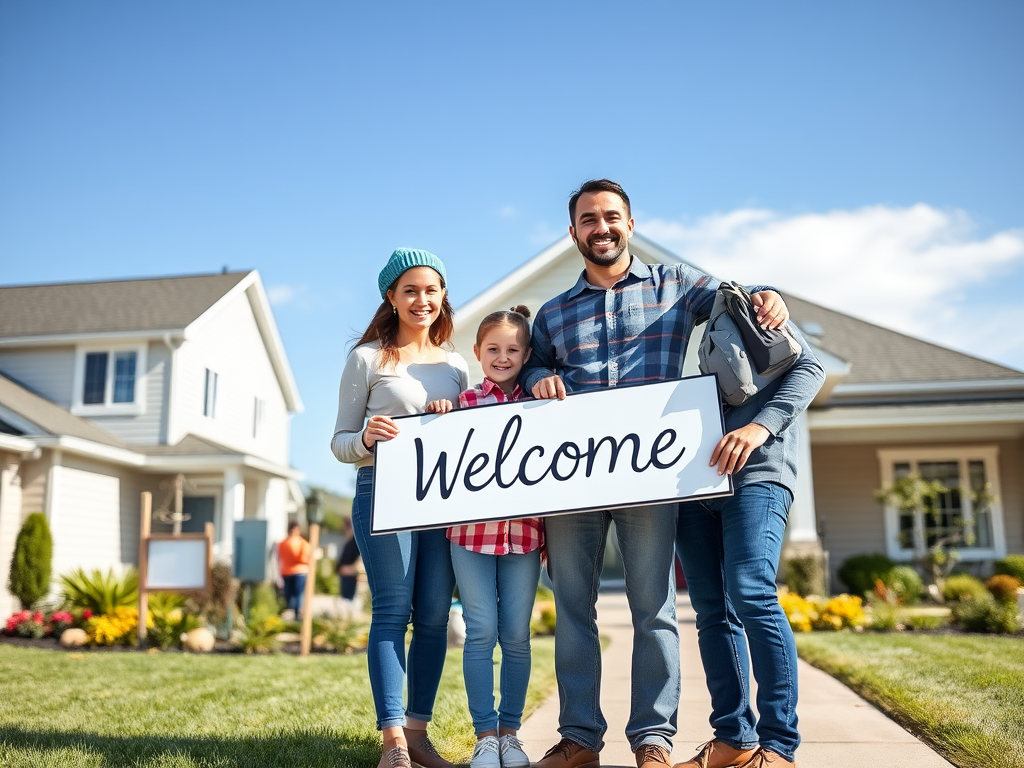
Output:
[372,374,733,536]
[370,375,733,533]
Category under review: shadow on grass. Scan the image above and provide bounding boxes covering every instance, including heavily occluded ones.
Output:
[0,726,382,768]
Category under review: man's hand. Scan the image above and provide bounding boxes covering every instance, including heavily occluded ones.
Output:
[425,399,454,414]
[531,375,567,400]
[711,423,771,475]
[751,290,789,330]
[362,415,399,449]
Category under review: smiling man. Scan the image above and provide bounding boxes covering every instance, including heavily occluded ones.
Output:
[522,179,791,768]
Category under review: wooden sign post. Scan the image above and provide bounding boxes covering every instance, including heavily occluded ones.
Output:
[298,521,321,657]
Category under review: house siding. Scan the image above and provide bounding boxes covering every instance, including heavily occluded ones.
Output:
[175,292,290,464]
[0,347,76,407]
[0,451,26,615]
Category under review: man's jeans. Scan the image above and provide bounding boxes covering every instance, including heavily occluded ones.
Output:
[450,543,541,734]
[676,482,800,763]
[545,504,680,753]
[282,573,306,617]
[352,467,456,729]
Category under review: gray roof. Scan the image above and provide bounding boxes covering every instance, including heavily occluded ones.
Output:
[136,434,240,457]
[0,373,129,449]
[785,294,1024,385]
[0,271,251,339]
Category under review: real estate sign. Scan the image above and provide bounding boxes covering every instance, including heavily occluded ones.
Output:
[371,375,732,533]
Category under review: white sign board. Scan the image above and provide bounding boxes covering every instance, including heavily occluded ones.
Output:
[371,375,732,533]
[146,538,209,591]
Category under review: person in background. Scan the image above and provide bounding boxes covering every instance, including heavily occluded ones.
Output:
[277,522,312,620]
[331,248,468,768]
[337,515,362,616]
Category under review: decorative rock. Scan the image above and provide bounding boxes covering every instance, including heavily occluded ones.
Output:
[181,627,215,652]
[60,628,88,648]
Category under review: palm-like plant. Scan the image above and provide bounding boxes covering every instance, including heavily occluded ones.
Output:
[58,567,139,614]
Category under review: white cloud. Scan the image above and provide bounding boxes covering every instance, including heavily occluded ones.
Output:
[267,284,302,306]
[498,205,518,219]
[641,205,1024,370]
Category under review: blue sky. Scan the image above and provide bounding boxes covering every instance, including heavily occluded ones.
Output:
[2,1,1022,494]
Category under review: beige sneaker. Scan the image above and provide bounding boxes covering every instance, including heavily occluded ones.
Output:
[674,740,757,768]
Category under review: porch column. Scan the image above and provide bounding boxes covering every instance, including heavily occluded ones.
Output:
[219,468,245,558]
[785,413,821,549]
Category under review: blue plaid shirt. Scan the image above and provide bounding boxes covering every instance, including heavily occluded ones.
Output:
[523,257,768,394]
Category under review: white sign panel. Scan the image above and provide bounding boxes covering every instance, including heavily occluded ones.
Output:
[146,538,209,591]
[371,375,732,533]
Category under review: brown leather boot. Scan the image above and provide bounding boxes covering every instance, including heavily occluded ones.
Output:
[535,738,601,768]
[635,744,672,768]
[674,740,758,768]
[737,748,796,767]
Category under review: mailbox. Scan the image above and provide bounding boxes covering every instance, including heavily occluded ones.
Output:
[233,519,269,582]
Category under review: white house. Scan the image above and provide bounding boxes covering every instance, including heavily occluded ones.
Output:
[0,271,304,615]
[453,234,1024,589]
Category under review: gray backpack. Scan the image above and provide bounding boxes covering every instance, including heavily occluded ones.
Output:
[698,282,801,406]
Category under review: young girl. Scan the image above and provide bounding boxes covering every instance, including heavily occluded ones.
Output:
[437,306,544,768]
[332,248,468,768]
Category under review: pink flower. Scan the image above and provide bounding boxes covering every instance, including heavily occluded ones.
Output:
[82,609,93,620]
[32,612,43,624]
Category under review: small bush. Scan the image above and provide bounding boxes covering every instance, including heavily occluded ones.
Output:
[782,555,825,597]
[235,615,284,654]
[59,568,138,615]
[886,566,924,605]
[993,555,1024,583]
[907,614,945,631]
[985,574,1022,604]
[942,573,988,603]
[321,617,369,652]
[838,553,894,597]
[315,557,339,596]
[8,513,53,610]
[244,581,283,625]
[866,595,901,631]
[952,595,1020,634]
[147,593,203,650]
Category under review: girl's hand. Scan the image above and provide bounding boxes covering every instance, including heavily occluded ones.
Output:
[362,415,399,449]
[425,399,454,414]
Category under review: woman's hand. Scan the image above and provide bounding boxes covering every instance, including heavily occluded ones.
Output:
[711,423,771,475]
[425,399,455,414]
[362,415,399,449]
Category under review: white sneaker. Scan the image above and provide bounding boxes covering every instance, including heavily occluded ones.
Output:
[470,736,501,768]
[498,734,531,768]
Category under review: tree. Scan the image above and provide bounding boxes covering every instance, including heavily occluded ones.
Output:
[8,513,53,609]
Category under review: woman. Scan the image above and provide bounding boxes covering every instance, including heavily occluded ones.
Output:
[332,248,468,768]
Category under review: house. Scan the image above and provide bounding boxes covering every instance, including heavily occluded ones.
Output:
[453,234,1024,589]
[0,271,304,615]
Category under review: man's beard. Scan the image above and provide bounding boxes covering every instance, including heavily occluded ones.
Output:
[577,233,628,267]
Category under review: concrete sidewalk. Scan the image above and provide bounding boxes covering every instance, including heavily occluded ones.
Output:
[517,591,955,768]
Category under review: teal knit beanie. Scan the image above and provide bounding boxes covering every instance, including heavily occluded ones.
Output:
[377,248,447,300]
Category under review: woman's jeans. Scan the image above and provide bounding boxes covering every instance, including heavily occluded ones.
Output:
[352,467,456,729]
[282,573,307,617]
[450,543,541,734]
[675,482,800,762]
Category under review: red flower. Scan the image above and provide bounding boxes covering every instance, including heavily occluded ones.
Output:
[32,612,43,624]
[82,609,93,620]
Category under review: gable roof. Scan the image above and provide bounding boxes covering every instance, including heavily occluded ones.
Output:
[0,272,250,339]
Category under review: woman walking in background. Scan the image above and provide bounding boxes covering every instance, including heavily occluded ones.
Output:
[331,248,468,768]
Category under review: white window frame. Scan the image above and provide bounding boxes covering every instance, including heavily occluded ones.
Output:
[71,343,147,416]
[877,446,1006,562]
[203,369,218,419]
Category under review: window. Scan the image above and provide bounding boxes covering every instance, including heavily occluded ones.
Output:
[253,397,264,438]
[203,369,218,418]
[73,346,145,414]
[878,447,1005,561]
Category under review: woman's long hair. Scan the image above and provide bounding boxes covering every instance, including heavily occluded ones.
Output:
[354,292,456,370]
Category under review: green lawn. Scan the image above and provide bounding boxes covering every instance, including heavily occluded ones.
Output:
[796,633,1024,768]
[0,637,556,768]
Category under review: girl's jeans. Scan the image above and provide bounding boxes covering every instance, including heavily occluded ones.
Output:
[675,482,800,762]
[450,543,541,734]
[351,467,456,729]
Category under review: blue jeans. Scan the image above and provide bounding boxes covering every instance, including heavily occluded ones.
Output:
[545,504,680,752]
[352,467,456,729]
[282,573,307,616]
[676,482,800,762]
[451,543,541,734]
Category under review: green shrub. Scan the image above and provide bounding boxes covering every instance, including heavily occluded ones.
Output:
[235,615,284,654]
[907,614,945,631]
[866,595,900,631]
[8,513,53,609]
[315,557,339,596]
[321,617,369,652]
[952,595,1020,633]
[783,555,825,597]
[59,567,138,615]
[993,555,1024,583]
[244,581,283,625]
[886,565,924,605]
[985,574,1022,604]
[942,573,988,603]
[146,592,203,650]
[838,553,895,597]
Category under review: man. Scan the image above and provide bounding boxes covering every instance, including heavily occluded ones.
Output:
[522,179,791,768]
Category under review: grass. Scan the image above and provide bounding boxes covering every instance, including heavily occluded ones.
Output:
[796,633,1024,768]
[0,636,556,768]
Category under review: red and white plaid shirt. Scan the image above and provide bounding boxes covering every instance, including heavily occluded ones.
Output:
[447,379,544,556]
